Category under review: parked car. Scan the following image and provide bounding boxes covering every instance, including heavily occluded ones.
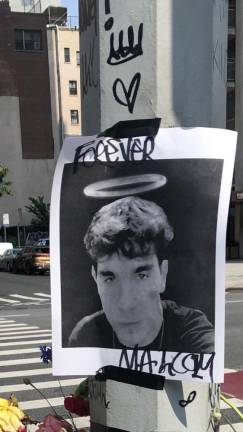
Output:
[35,238,49,247]
[0,248,23,272]
[0,242,13,256]
[12,245,50,275]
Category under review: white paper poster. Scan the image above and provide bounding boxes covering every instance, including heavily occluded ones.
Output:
[50,123,237,382]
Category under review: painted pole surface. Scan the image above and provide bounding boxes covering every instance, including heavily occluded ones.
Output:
[89,369,220,432]
[80,0,228,135]
[79,0,227,430]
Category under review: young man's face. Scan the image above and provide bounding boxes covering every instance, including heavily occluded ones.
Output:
[92,251,168,348]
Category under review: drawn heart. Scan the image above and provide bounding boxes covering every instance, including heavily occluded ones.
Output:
[112,72,141,114]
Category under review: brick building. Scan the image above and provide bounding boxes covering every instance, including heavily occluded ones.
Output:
[0,1,66,231]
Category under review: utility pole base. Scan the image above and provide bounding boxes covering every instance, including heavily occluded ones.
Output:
[89,367,220,432]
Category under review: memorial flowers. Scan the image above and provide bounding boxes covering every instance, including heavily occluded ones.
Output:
[35,414,73,432]
[64,396,89,418]
[2,346,90,432]
[22,375,90,432]
[0,397,26,432]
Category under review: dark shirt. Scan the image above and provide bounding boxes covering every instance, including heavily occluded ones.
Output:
[68,300,214,353]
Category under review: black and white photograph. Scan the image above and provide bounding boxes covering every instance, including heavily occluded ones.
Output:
[50,126,237,382]
[62,160,219,353]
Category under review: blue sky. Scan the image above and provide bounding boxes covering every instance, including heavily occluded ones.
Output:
[61,0,78,18]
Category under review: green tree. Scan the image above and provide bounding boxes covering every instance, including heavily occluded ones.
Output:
[0,164,11,197]
[25,195,50,231]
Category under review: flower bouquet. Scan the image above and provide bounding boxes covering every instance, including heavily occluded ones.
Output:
[0,346,89,432]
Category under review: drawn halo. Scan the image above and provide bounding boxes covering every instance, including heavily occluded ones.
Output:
[83,174,167,198]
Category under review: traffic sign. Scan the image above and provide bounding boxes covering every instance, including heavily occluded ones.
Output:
[3,213,10,226]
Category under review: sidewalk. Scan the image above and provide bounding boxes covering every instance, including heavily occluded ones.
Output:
[222,370,243,400]
[221,262,243,430]
[225,261,243,290]
[223,262,243,398]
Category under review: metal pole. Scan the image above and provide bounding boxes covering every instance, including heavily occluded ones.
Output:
[17,225,21,247]
[3,226,7,242]
[79,1,226,430]
[23,225,26,245]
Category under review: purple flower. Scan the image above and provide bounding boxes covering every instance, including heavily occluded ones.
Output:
[40,345,52,364]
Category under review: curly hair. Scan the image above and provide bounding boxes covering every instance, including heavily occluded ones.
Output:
[84,196,174,262]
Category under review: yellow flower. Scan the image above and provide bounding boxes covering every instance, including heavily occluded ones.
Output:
[0,398,25,432]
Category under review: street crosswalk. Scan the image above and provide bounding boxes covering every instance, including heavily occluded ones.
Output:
[0,315,90,430]
[0,292,51,307]
[0,314,243,431]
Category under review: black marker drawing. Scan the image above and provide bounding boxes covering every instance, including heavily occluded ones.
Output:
[113,72,141,113]
[119,347,158,374]
[81,37,99,97]
[73,136,155,168]
[105,16,114,31]
[179,391,197,407]
[107,24,144,65]
[119,349,215,382]
[89,380,110,408]
[104,0,114,31]
[104,16,114,31]
[105,0,110,14]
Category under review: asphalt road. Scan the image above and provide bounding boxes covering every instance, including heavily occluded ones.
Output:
[0,271,88,427]
[0,271,50,295]
[0,272,51,327]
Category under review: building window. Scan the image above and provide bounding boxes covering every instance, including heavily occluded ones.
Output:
[64,47,70,62]
[76,51,80,65]
[71,110,79,124]
[15,29,42,51]
[69,80,77,95]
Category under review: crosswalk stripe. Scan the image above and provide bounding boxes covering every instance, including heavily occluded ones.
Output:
[0,323,29,328]
[0,338,51,347]
[0,329,51,336]
[20,397,64,410]
[0,378,84,393]
[0,357,42,366]
[0,297,20,304]
[10,294,48,301]
[69,417,90,429]
[0,347,40,355]
[0,320,16,324]
[34,293,51,298]
[0,326,39,333]
[0,367,52,379]
[0,314,30,317]
[0,333,51,340]
[226,300,243,303]
[14,302,50,306]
